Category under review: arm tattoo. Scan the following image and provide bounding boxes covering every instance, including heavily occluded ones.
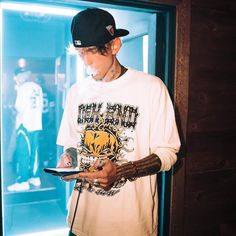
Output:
[116,154,162,181]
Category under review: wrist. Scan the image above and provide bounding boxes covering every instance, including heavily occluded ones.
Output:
[116,154,162,181]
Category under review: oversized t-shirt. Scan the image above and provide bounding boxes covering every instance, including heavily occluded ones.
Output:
[57,68,180,236]
[15,81,43,132]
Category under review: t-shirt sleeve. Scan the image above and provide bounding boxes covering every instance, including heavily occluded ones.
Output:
[149,80,181,171]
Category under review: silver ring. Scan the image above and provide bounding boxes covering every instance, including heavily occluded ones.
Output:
[98,159,105,168]
[93,178,100,187]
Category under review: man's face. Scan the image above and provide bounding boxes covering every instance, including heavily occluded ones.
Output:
[76,42,114,81]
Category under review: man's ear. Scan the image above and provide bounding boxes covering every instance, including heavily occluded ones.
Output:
[111,38,122,55]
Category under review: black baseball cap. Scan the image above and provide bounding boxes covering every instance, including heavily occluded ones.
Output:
[14,67,30,76]
[71,8,129,48]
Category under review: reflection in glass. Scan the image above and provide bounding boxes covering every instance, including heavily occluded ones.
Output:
[7,64,43,192]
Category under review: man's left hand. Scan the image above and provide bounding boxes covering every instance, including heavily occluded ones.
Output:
[62,159,118,189]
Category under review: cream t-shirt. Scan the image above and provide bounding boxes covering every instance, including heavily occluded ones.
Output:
[57,68,180,236]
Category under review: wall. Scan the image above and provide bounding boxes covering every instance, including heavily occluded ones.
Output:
[184,0,236,235]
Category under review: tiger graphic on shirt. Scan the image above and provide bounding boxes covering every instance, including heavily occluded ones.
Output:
[76,102,139,195]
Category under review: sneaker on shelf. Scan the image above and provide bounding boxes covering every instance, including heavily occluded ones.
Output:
[28,177,41,187]
[7,182,30,192]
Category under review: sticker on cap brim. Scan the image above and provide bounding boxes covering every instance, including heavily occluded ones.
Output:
[106,25,114,36]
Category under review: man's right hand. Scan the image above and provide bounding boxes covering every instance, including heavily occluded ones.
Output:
[57,153,73,168]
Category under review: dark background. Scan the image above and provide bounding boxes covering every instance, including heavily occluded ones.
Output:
[165,0,236,235]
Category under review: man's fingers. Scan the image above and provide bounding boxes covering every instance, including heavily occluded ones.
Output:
[94,159,106,170]
[57,154,73,168]
[79,171,103,179]
[61,173,78,181]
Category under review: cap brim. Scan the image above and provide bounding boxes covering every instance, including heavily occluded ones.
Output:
[72,28,130,48]
[115,29,129,37]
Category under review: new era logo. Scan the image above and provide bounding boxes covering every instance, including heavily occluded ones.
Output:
[74,40,82,46]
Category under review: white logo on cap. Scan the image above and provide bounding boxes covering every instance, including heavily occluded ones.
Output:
[74,40,82,46]
[106,25,114,36]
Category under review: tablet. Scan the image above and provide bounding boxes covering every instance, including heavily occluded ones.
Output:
[43,167,83,177]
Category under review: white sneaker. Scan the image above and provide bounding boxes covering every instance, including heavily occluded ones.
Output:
[7,182,30,192]
[28,177,41,187]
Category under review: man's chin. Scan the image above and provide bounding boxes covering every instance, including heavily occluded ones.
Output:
[92,75,103,81]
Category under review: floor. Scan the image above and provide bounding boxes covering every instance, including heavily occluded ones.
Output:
[2,168,71,236]
[3,199,69,236]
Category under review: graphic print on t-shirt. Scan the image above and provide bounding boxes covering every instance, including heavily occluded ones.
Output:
[77,102,139,171]
[30,88,42,109]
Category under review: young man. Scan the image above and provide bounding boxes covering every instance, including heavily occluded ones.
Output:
[57,8,180,236]
[7,68,43,191]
